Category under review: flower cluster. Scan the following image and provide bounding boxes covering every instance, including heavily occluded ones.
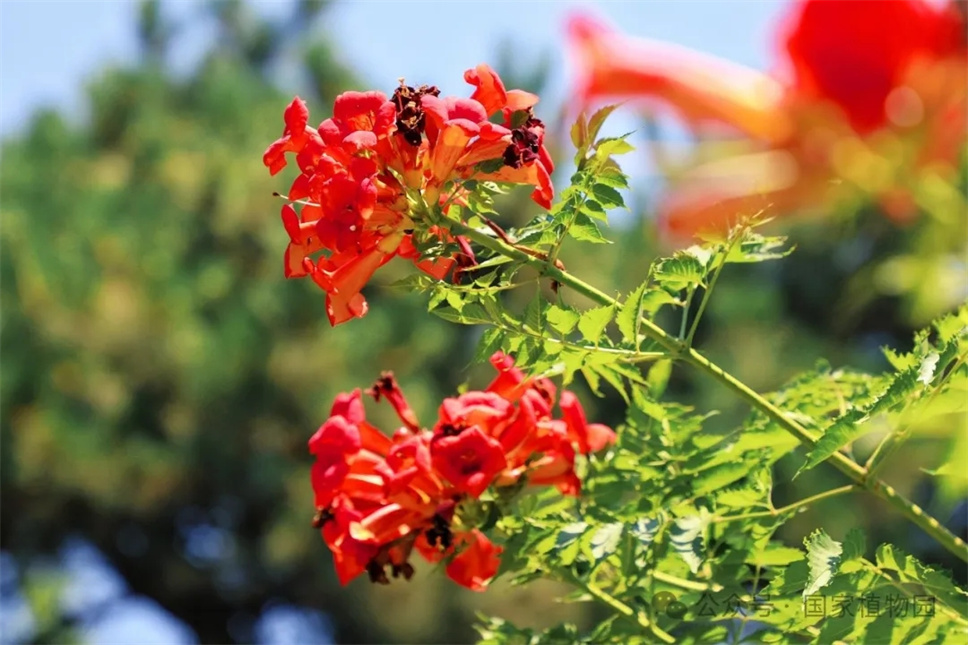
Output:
[263,65,555,325]
[567,0,966,235]
[309,352,614,591]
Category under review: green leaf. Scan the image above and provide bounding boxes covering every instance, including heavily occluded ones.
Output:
[883,346,918,372]
[445,290,465,312]
[630,517,660,550]
[523,293,544,333]
[716,487,767,509]
[590,522,624,562]
[580,198,608,221]
[577,305,615,343]
[431,302,492,325]
[595,364,630,403]
[765,560,809,596]
[587,103,622,144]
[473,327,505,364]
[595,165,630,189]
[724,232,794,264]
[875,544,968,613]
[561,349,586,386]
[546,304,580,335]
[865,612,945,645]
[465,255,515,271]
[670,515,707,574]
[388,273,433,292]
[640,289,680,316]
[647,360,673,399]
[800,366,922,473]
[555,522,588,566]
[747,545,805,567]
[428,286,448,310]
[682,245,714,269]
[480,294,503,322]
[630,383,668,423]
[934,306,968,342]
[591,183,625,210]
[653,253,707,291]
[570,111,588,150]
[842,528,866,561]
[922,461,962,478]
[474,158,507,174]
[803,529,842,598]
[918,351,940,385]
[581,366,603,396]
[617,282,647,344]
[569,211,610,244]
[541,338,563,357]
[594,137,635,161]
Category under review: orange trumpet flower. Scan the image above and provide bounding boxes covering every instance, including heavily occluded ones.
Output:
[567,0,967,237]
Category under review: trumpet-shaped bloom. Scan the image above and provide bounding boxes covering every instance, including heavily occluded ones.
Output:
[782,0,965,135]
[263,66,556,325]
[308,352,614,590]
[566,1,967,236]
[431,426,508,498]
[567,13,788,143]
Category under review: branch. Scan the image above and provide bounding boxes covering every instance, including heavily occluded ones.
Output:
[712,485,856,524]
[570,574,676,643]
[446,220,968,564]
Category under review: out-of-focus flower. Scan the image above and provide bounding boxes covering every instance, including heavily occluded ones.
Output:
[263,65,554,325]
[566,1,967,237]
[308,352,614,590]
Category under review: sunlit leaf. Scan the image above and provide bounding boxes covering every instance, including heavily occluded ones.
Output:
[803,529,842,598]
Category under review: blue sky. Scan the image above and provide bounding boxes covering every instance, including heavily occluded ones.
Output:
[0,1,789,643]
[0,1,788,136]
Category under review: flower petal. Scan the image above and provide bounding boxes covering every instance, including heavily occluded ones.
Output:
[464,63,509,116]
[566,12,789,143]
[445,530,503,592]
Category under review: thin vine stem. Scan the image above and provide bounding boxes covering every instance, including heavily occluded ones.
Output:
[712,485,856,524]
[685,237,736,346]
[446,220,968,564]
[678,287,695,340]
[652,570,722,593]
[573,575,676,643]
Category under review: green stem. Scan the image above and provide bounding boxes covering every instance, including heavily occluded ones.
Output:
[678,287,695,340]
[652,570,723,593]
[713,485,856,524]
[685,240,733,346]
[447,221,968,564]
[578,577,676,643]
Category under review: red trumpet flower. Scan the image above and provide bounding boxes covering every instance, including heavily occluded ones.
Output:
[566,1,967,236]
[308,352,614,590]
[263,65,556,325]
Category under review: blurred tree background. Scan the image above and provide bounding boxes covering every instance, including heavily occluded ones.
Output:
[1,1,965,644]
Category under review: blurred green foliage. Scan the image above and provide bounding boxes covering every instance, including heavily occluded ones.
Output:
[1,1,489,642]
[1,0,964,643]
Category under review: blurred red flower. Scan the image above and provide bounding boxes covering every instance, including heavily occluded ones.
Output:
[567,0,967,237]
